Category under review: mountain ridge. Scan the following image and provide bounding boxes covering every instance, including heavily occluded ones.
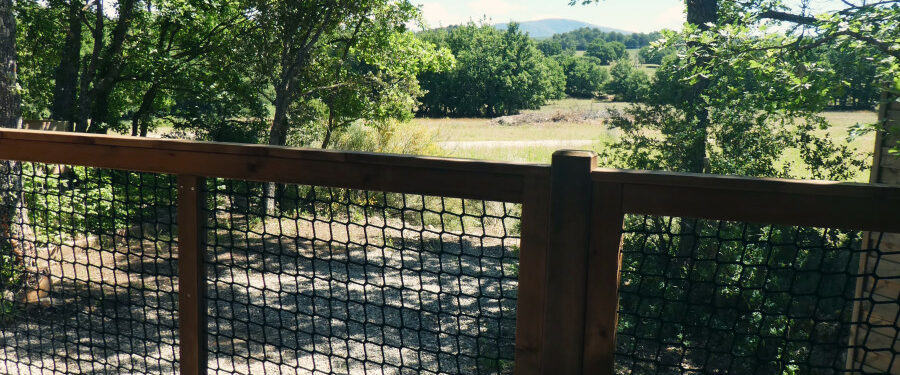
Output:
[492,18,634,38]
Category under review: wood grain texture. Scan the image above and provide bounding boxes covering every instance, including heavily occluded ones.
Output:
[581,182,624,375]
[177,175,208,375]
[0,129,548,203]
[589,169,900,233]
[541,150,597,374]
[514,175,552,375]
[852,91,900,374]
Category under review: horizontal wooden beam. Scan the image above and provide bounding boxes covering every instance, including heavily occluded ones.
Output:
[593,168,900,233]
[0,129,548,203]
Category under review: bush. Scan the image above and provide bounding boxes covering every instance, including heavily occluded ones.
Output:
[23,164,176,243]
[586,40,626,65]
[638,45,674,65]
[606,60,650,102]
[558,56,609,98]
[417,23,566,117]
[331,119,442,156]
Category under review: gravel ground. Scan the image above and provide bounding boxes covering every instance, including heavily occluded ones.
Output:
[0,214,520,375]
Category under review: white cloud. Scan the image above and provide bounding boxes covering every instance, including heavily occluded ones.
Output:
[467,0,522,22]
[419,2,466,28]
[652,4,685,30]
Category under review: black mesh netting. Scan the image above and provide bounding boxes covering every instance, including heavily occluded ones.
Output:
[203,179,521,374]
[0,163,522,374]
[3,159,898,375]
[0,161,179,374]
[615,215,898,375]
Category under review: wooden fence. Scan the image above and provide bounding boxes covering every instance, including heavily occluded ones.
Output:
[848,91,900,373]
[1,128,899,375]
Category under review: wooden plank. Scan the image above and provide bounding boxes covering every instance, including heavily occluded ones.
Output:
[856,326,900,351]
[592,168,900,232]
[581,182,624,375]
[881,148,900,169]
[874,251,900,265]
[854,348,900,374]
[878,233,900,249]
[616,183,900,233]
[867,256,900,279]
[592,167,900,199]
[848,231,874,371]
[880,166,900,185]
[850,92,894,371]
[864,302,900,328]
[177,175,208,375]
[541,150,597,375]
[514,175,552,375]
[0,128,545,174]
[868,278,900,301]
[0,129,548,203]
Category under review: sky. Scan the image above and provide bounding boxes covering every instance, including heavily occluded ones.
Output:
[416,0,686,33]
[413,0,853,34]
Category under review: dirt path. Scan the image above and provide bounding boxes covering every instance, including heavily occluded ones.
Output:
[438,139,597,149]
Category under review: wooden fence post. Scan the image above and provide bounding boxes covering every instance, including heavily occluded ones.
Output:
[582,182,624,374]
[177,175,207,375]
[514,174,552,375]
[540,150,597,374]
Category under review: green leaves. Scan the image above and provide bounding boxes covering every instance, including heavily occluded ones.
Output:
[417,22,565,117]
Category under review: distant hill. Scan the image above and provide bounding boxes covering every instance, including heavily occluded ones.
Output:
[493,19,633,39]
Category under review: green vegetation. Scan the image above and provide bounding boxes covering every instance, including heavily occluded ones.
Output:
[605,60,650,102]
[414,98,876,182]
[555,55,609,98]
[417,23,564,117]
[585,40,626,64]
[548,27,662,50]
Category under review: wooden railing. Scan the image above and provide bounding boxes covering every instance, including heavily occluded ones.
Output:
[1,129,899,375]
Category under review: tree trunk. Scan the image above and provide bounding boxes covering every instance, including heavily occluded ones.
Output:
[676,0,719,295]
[1,0,39,302]
[132,83,159,137]
[1,0,20,130]
[49,0,82,122]
[74,1,104,132]
[263,85,292,214]
[684,0,718,173]
[75,0,137,132]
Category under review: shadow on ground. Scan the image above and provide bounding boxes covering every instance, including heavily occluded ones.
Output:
[0,212,520,375]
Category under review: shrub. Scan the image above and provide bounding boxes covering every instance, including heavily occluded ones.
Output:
[606,60,651,102]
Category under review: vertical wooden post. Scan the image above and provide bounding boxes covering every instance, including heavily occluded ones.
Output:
[540,150,596,374]
[582,182,624,374]
[514,175,552,375]
[178,175,207,375]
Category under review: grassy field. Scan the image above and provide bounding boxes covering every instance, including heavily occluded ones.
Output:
[414,98,878,181]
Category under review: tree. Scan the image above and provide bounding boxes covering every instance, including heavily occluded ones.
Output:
[637,44,674,65]
[116,0,253,137]
[73,0,139,132]
[822,45,881,109]
[550,27,661,51]
[585,39,625,64]
[240,0,451,212]
[1,0,38,315]
[558,55,609,98]
[1,0,20,128]
[585,39,611,63]
[418,22,564,117]
[575,0,885,177]
[572,2,888,371]
[537,39,565,56]
[605,59,649,102]
[49,0,80,122]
